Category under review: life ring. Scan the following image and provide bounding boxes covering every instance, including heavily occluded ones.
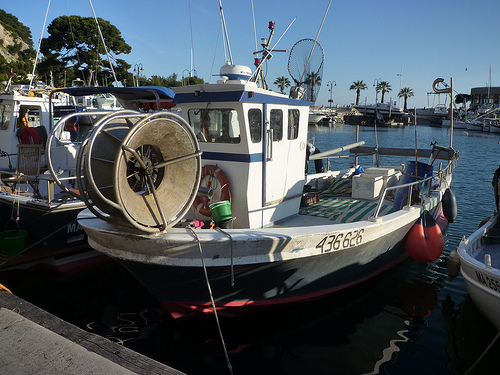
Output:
[193,165,231,217]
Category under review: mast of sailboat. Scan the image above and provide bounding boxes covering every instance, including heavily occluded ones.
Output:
[30,0,51,88]
[88,0,118,86]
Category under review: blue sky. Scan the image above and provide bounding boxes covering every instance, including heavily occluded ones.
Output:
[3,0,500,108]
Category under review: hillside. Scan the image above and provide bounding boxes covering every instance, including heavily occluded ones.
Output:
[0,9,35,81]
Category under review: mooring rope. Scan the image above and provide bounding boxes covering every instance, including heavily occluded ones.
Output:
[465,330,500,375]
[188,226,233,375]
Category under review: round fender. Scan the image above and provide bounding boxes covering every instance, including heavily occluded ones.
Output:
[442,188,457,223]
[405,211,445,262]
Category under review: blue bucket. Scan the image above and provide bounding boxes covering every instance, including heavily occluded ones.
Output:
[393,161,433,211]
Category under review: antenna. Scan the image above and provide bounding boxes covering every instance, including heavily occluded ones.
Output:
[249,18,296,88]
[218,0,233,64]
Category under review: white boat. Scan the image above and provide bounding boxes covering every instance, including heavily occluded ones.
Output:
[0,86,175,271]
[466,119,484,132]
[308,111,327,125]
[452,212,500,330]
[354,102,405,116]
[75,63,459,319]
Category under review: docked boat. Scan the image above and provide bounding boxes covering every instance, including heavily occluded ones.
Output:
[0,86,174,272]
[450,167,500,330]
[354,102,405,116]
[74,62,459,319]
[308,111,327,125]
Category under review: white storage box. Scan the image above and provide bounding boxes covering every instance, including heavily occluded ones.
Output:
[352,174,384,200]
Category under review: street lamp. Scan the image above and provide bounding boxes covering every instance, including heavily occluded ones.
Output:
[373,78,381,104]
[134,63,143,87]
[397,68,403,107]
[327,80,336,109]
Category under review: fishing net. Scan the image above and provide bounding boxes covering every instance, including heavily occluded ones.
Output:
[287,38,325,102]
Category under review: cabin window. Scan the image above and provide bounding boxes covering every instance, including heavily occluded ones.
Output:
[288,109,300,140]
[0,104,12,131]
[188,108,241,143]
[270,109,283,141]
[248,108,262,143]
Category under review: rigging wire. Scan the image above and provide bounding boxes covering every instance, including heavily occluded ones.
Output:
[64,0,85,83]
[298,0,332,86]
[30,0,51,88]
[87,0,118,86]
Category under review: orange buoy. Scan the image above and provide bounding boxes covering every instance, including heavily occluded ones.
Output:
[405,211,444,262]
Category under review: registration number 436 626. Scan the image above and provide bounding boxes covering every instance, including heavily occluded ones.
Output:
[316,229,364,253]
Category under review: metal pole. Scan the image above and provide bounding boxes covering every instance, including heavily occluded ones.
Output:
[450,77,454,148]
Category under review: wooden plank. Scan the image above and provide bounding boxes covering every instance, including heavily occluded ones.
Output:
[0,291,185,374]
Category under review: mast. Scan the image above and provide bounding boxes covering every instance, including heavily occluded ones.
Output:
[30,0,51,88]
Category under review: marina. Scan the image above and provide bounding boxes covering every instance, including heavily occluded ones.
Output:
[1,124,500,374]
[1,1,500,374]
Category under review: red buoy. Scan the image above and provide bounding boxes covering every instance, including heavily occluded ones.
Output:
[405,211,444,262]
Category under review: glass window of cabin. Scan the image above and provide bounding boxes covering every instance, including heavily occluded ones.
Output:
[248,108,262,143]
[188,108,241,143]
[288,109,300,139]
[270,109,283,141]
[0,104,12,130]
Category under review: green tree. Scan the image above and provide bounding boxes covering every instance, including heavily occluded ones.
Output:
[398,87,414,111]
[350,80,367,106]
[305,72,321,103]
[376,81,392,103]
[274,76,291,94]
[38,15,132,87]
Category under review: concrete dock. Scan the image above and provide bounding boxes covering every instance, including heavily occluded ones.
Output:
[0,290,185,374]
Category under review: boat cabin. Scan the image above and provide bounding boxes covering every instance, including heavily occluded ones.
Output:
[173,64,311,229]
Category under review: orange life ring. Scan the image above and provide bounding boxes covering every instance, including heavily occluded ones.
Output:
[193,165,231,217]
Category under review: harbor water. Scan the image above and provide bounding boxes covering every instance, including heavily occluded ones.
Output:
[1,124,500,374]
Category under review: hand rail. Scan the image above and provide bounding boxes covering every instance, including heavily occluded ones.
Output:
[371,164,452,219]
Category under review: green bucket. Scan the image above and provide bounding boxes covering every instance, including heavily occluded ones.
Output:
[209,200,232,223]
[0,230,28,255]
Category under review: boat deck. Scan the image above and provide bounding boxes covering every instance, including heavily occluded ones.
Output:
[477,232,500,269]
[298,176,394,224]
[299,196,393,223]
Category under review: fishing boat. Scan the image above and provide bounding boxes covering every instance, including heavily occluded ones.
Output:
[75,62,459,319]
[0,86,175,272]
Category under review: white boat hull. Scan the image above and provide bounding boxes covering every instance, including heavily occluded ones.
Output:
[458,216,500,330]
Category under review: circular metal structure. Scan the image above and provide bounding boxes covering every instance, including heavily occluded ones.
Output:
[113,113,202,232]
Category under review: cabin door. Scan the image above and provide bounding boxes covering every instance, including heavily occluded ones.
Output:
[263,105,289,205]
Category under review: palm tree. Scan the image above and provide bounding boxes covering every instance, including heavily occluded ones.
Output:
[376,81,392,103]
[305,72,322,103]
[350,80,367,106]
[398,87,414,111]
[274,76,291,94]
